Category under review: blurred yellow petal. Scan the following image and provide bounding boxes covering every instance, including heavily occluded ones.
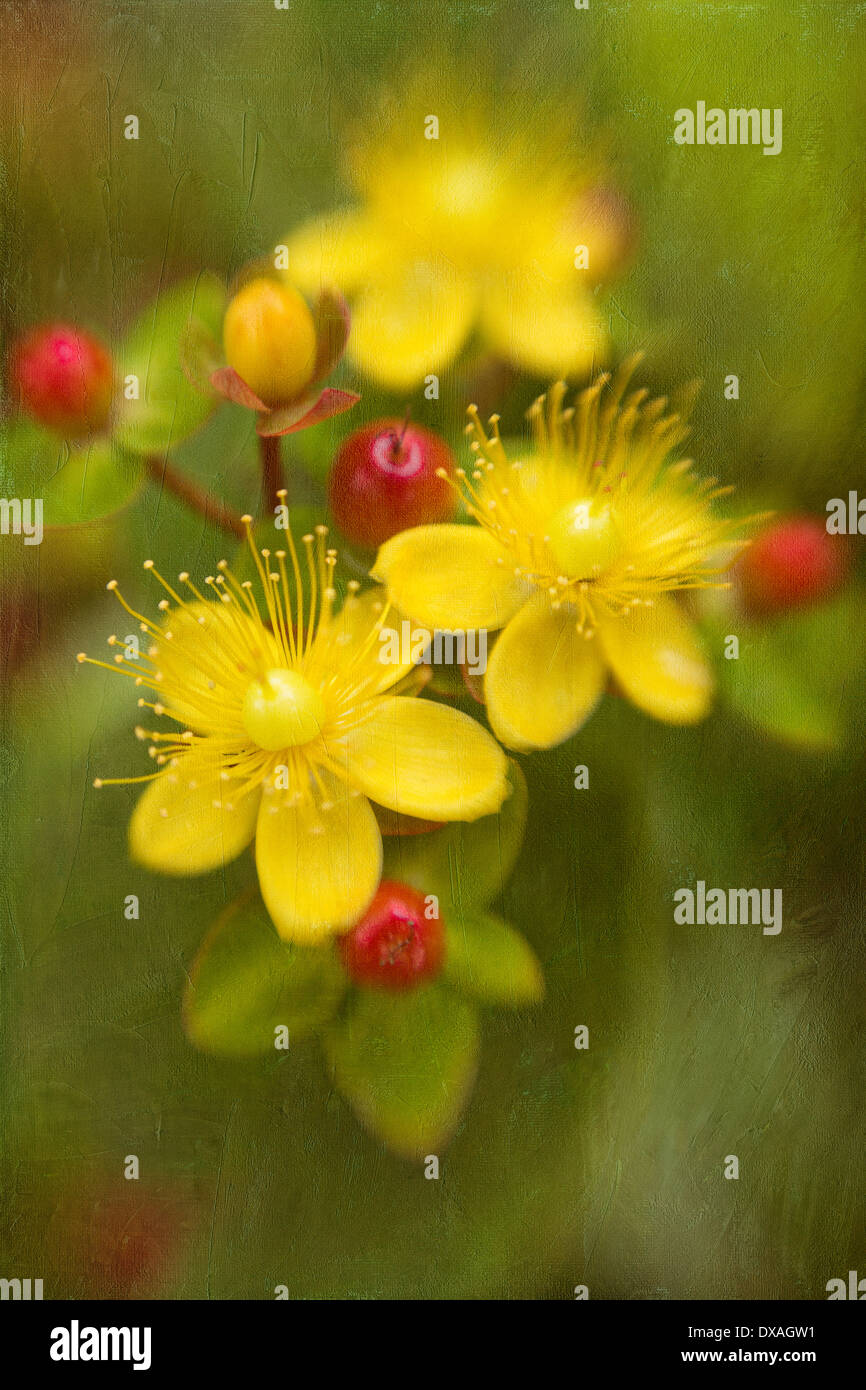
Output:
[306,586,415,695]
[256,772,381,943]
[349,262,477,389]
[129,757,260,875]
[283,209,393,296]
[598,596,714,724]
[481,277,606,379]
[374,524,529,632]
[484,594,606,750]
[338,696,508,822]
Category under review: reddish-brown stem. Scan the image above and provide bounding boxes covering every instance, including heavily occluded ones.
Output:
[259,433,285,515]
[143,454,246,538]
[390,404,412,460]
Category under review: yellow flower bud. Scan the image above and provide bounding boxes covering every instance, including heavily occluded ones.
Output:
[223,278,317,406]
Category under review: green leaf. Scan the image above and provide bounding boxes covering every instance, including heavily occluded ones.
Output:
[707,592,863,752]
[184,898,346,1057]
[114,273,226,456]
[0,419,64,495]
[3,421,142,522]
[444,911,544,1007]
[41,440,143,526]
[0,426,141,598]
[324,984,479,1158]
[382,759,528,913]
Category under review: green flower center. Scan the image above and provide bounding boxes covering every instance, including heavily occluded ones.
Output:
[242,668,326,750]
[546,498,619,580]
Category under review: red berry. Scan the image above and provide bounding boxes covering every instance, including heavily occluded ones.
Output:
[738,515,848,616]
[9,323,113,435]
[88,1194,182,1296]
[329,419,456,548]
[46,1185,187,1298]
[339,880,445,991]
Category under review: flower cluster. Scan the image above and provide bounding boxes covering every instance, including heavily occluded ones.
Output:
[67,83,794,1158]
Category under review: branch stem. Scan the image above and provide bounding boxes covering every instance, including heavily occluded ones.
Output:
[259,434,285,515]
[143,455,246,538]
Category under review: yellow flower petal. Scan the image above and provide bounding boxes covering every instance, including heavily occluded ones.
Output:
[255,772,382,943]
[597,595,714,724]
[338,696,508,822]
[153,601,274,736]
[349,261,477,389]
[484,594,606,750]
[374,524,529,632]
[305,586,415,696]
[129,756,260,875]
[283,209,394,296]
[481,276,606,379]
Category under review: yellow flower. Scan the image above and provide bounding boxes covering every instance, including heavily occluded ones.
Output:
[284,87,631,390]
[374,360,754,752]
[78,508,508,942]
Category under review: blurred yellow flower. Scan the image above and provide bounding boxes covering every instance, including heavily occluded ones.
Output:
[284,89,632,389]
[79,512,508,942]
[374,360,754,751]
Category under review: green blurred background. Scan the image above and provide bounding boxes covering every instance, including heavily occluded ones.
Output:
[1,0,864,1298]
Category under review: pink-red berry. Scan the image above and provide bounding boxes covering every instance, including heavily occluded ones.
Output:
[738,515,848,616]
[10,323,113,435]
[339,880,445,991]
[329,419,456,549]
